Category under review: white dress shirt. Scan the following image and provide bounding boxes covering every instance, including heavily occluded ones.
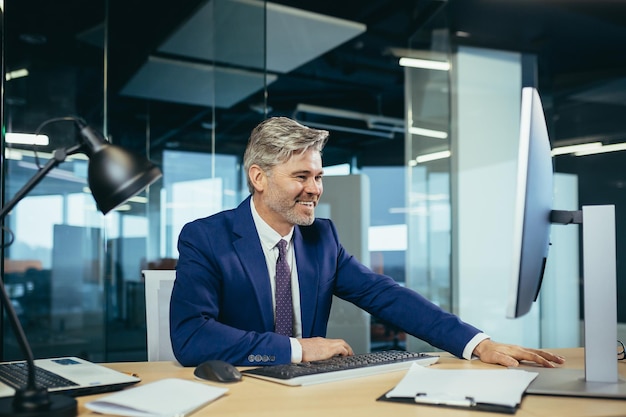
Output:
[250,198,303,362]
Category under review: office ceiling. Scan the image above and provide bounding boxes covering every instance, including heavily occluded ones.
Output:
[4,0,626,173]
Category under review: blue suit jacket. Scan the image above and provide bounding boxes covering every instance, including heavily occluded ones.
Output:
[170,196,481,366]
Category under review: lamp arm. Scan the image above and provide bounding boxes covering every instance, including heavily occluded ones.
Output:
[0,147,71,221]
[0,276,37,390]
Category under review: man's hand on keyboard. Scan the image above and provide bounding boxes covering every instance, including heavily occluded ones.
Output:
[298,337,354,362]
[473,339,566,368]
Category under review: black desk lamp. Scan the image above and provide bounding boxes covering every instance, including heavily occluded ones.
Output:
[0,117,162,416]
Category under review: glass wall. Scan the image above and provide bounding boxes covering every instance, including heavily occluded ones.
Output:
[1,0,265,361]
[2,1,109,360]
[403,16,453,352]
[0,0,422,360]
[401,5,626,351]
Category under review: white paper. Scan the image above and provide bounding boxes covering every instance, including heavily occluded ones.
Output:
[85,378,229,417]
[385,363,538,408]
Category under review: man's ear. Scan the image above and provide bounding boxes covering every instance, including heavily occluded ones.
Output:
[249,165,266,192]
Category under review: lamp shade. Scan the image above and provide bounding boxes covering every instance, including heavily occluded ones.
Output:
[78,122,162,214]
[88,144,162,214]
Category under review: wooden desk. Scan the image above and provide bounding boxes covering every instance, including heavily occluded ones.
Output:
[77,348,625,417]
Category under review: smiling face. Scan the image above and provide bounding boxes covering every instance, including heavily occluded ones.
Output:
[250,148,323,236]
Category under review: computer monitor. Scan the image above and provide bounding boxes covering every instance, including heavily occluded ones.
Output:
[506,87,553,319]
[507,87,625,398]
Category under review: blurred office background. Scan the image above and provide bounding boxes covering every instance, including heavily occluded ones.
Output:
[1,0,625,362]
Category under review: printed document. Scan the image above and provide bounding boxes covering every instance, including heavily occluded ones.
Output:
[86,378,228,417]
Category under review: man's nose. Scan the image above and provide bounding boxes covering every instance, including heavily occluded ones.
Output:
[304,179,322,194]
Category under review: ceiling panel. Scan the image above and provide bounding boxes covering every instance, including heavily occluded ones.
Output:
[120,55,277,108]
[157,0,366,73]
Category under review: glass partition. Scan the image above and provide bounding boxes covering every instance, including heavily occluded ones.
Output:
[0,0,459,361]
[2,1,109,360]
[404,23,453,352]
[1,0,267,361]
[106,0,269,361]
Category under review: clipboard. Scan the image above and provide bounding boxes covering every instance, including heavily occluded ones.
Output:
[377,363,538,414]
[377,390,518,414]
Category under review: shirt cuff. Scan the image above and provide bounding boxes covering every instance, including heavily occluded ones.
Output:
[462,333,490,360]
[290,338,303,363]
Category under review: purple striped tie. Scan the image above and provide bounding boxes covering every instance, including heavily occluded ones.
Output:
[274,239,293,336]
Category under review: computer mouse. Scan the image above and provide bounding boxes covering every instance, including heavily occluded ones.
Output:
[193,359,242,383]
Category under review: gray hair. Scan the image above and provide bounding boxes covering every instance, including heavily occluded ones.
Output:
[243,117,329,194]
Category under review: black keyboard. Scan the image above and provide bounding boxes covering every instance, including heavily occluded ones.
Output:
[0,362,78,390]
[242,350,439,386]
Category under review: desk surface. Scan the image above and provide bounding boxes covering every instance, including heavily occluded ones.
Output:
[77,348,625,417]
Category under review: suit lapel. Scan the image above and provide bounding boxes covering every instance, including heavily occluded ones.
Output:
[232,197,274,331]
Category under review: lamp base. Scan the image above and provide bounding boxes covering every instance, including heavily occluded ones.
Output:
[0,394,77,417]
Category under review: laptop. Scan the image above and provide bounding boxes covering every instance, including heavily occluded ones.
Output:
[0,356,141,398]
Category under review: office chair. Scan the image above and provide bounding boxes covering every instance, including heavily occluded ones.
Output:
[142,269,177,362]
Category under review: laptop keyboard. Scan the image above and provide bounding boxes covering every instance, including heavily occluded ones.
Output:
[0,361,78,390]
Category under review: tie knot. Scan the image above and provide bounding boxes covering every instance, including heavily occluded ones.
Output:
[277,239,288,256]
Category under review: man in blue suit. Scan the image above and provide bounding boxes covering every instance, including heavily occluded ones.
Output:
[170,117,565,368]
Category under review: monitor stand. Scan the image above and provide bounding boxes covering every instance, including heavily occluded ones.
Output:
[525,205,626,399]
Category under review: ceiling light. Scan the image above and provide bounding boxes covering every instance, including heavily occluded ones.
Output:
[6,132,49,145]
[551,142,602,156]
[5,149,23,161]
[127,195,149,204]
[293,103,403,138]
[113,204,132,211]
[409,126,448,139]
[575,142,626,156]
[399,57,450,71]
[414,150,451,164]
[302,120,393,139]
[368,122,404,133]
[5,68,29,81]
